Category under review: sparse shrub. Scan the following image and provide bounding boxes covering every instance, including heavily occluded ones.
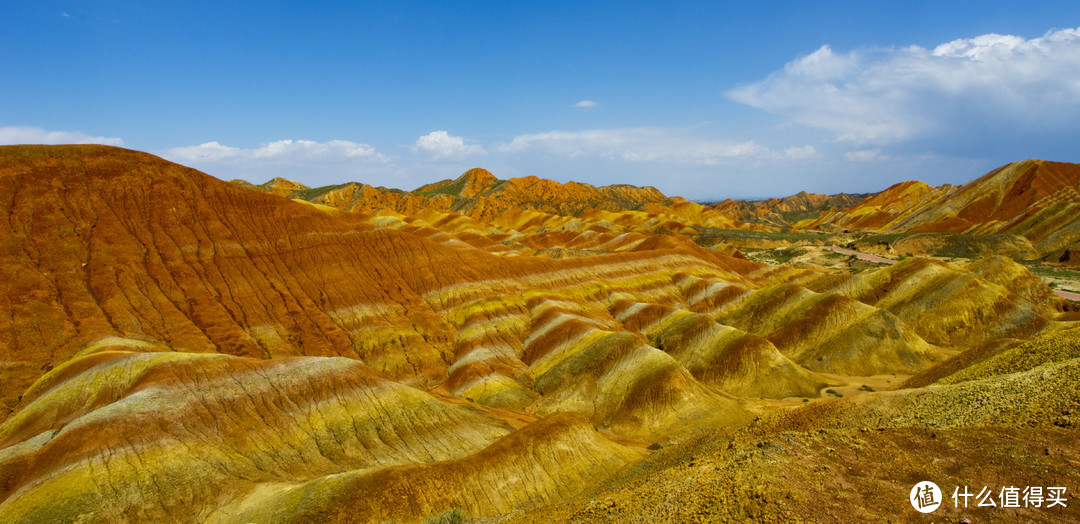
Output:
[425,507,466,524]
[771,247,806,264]
[859,385,875,392]
[825,389,843,398]
[802,398,809,403]
[647,442,663,450]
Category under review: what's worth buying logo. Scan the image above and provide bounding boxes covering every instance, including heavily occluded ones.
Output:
[911,481,1069,513]
[910,481,942,513]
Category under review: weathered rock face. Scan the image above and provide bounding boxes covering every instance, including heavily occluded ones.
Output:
[0,145,492,414]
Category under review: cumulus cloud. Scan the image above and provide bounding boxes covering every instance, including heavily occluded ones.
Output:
[728,27,1080,145]
[573,100,599,108]
[498,127,772,165]
[0,126,124,146]
[412,131,485,159]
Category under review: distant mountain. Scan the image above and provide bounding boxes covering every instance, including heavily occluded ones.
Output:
[801,159,1080,261]
[233,167,763,234]
[237,168,670,217]
[799,180,957,231]
[228,176,310,197]
[711,190,871,228]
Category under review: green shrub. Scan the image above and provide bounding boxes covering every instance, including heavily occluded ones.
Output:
[425,507,466,524]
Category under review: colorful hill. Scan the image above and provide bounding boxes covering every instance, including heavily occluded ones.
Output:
[1,145,1078,523]
[240,167,674,217]
[802,159,1080,261]
[235,168,764,242]
[712,190,871,228]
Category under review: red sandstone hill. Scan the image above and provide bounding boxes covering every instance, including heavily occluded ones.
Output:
[234,167,763,232]
[711,190,871,228]
[803,159,1080,260]
[1,146,1076,523]
[0,146,770,520]
[252,167,670,218]
[0,145,761,420]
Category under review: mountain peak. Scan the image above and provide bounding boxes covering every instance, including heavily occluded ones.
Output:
[454,168,499,198]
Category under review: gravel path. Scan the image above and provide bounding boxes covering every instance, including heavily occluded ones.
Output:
[1054,289,1080,301]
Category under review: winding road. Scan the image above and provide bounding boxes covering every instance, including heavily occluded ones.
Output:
[1055,289,1080,301]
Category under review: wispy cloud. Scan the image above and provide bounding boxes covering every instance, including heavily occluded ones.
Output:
[844,149,884,162]
[498,127,773,165]
[783,145,822,160]
[0,126,123,146]
[159,138,393,184]
[162,139,386,164]
[573,100,598,108]
[728,27,1080,146]
[412,131,485,159]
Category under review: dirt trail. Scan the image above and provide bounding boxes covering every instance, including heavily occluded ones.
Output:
[1055,289,1080,301]
[822,245,897,264]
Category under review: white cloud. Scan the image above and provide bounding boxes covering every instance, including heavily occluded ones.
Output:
[783,145,822,160]
[573,100,599,108]
[844,149,883,162]
[728,27,1080,145]
[158,138,394,185]
[498,127,771,165]
[162,139,386,165]
[0,126,124,146]
[412,131,485,159]
[162,141,240,162]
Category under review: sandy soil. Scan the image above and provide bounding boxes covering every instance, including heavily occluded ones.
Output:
[822,245,898,264]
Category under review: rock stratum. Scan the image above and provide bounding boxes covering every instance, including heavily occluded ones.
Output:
[1,145,1078,522]
[801,159,1080,261]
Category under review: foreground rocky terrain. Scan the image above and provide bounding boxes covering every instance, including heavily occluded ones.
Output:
[0,145,1077,522]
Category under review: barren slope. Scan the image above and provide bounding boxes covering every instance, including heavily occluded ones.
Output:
[2,145,1076,523]
[803,159,1080,261]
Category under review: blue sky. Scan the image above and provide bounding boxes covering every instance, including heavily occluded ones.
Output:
[3,1,1080,199]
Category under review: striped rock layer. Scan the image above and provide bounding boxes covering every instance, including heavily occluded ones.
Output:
[801,159,1080,260]
[0,145,1074,522]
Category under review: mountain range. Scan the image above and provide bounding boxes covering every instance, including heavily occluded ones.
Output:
[0,145,1077,522]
